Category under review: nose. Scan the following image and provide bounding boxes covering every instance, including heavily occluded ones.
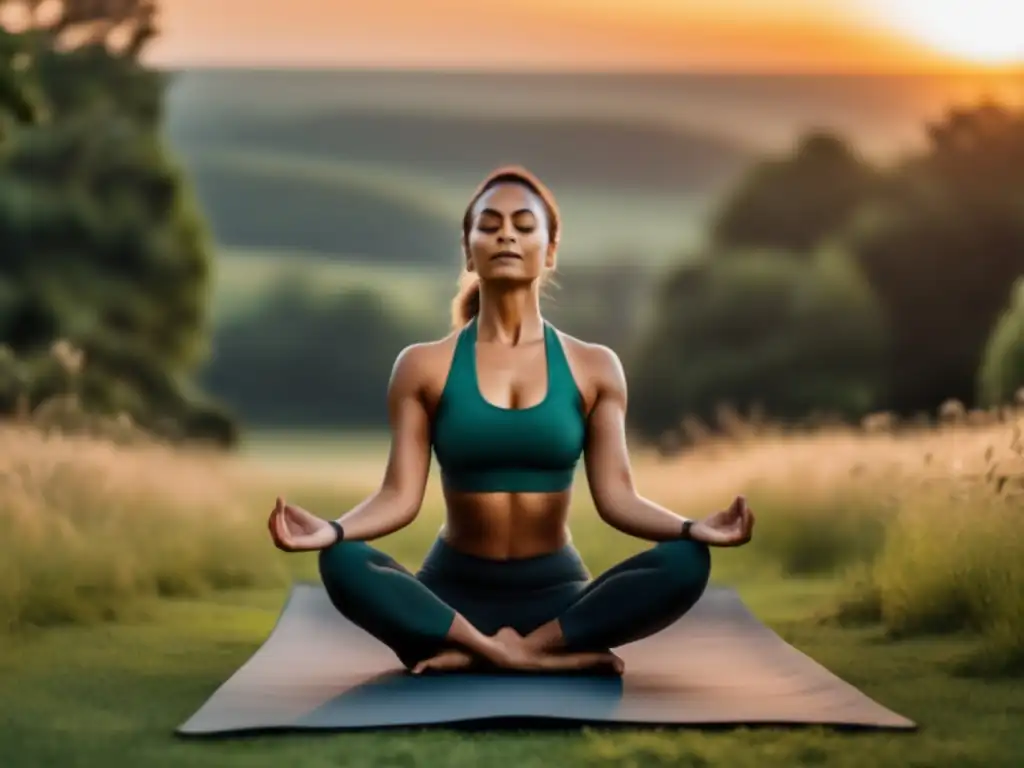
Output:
[497,219,517,244]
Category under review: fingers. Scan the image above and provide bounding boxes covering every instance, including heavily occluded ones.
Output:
[269,496,295,552]
[741,499,755,542]
[727,495,745,521]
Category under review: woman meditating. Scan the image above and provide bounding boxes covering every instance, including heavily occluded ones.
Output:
[268,165,755,675]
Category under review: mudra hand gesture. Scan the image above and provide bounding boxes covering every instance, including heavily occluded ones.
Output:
[689,495,755,547]
[268,497,336,552]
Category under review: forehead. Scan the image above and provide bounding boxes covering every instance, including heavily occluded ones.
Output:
[473,182,543,216]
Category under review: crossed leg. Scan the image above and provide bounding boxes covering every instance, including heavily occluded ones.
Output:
[414,538,712,673]
[317,541,626,674]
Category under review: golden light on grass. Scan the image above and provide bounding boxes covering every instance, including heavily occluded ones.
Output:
[0,387,1020,672]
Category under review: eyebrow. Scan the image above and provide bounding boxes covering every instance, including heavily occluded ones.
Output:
[479,207,536,217]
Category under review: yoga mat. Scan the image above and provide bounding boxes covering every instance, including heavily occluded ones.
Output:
[176,583,916,734]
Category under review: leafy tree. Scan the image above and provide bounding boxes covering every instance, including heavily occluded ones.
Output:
[710,131,880,254]
[200,280,429,429]
[628,246,887,440]
[977,275,1024,408]
[0,1,235,445]
[845,102,1024,415]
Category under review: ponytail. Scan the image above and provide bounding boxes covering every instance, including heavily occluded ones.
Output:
[451,271,481,329]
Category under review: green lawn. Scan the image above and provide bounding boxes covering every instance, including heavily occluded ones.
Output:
[2,562,1020,768]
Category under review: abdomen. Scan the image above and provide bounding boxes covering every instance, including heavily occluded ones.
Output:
[440,489,574,560]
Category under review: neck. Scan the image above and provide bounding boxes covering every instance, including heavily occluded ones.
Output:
[476,281,544,345]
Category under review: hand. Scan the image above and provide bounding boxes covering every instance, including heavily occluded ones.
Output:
[268,496,338,552]
[689,495,754,547]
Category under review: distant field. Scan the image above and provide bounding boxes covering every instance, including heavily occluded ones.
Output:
[239,428,396,481]
[165,69,1024,161]
[211,247,454,323]
[165,73,762,269]
[182,145,715,269]
[171,69,1024,331]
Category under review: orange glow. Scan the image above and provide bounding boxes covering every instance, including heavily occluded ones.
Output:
[865,1,1023,67]
[143,0,1022,72]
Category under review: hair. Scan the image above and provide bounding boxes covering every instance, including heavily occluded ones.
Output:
[450,165,561,330]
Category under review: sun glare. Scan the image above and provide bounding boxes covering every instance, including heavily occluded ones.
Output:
[873,1,1024,66]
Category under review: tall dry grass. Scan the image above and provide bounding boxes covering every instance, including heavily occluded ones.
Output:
[1,392,1021,675]
[637,404,1024,675]
[0,421,372,630]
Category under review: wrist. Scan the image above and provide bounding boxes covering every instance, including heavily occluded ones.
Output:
[327,520,345,544]
[680,519,694,539]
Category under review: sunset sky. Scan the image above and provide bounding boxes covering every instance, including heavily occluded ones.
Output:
[147,0,1023,72]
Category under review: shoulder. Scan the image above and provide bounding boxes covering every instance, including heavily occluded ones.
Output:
[553,328,627,400]
[389,330,463,395]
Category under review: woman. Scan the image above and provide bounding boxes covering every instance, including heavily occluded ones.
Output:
[268,165,755,676]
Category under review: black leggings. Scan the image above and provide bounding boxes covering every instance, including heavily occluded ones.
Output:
[319,536,711,669]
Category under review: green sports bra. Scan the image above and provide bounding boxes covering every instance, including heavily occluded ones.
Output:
[431,318,586,493]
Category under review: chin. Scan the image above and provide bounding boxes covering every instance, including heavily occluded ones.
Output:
[481,270,538,285]
[482,263,531,278]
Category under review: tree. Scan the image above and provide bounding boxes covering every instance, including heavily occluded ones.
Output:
[628,246,887,440]
[200,280,429,429]
[977,275,1024,408]
[844,102,1024,415]
[710,131,880,254]
[0,2,235,445]
[0,25,45,134]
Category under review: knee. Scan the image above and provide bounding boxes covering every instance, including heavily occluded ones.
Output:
[654,538,711,597]
[317,540,372,593]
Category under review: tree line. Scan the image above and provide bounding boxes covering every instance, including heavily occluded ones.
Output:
[627,108,1024,441]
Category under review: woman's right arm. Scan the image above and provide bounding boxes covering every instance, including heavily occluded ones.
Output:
[329,344,434,541]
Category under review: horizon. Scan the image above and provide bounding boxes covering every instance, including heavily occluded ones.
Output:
[144,1,1023,74]
[161,63,1024,78]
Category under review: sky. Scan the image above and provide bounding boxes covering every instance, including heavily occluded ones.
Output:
[146,0,1023,72]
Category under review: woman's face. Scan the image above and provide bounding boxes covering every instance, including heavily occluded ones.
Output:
[464,182,555,283]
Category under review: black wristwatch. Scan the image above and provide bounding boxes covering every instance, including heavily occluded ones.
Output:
[680,519,694,539]
[328,520,345,543]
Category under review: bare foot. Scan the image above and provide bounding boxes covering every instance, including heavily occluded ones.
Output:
[492,628,625,675]
[410,648,477,675]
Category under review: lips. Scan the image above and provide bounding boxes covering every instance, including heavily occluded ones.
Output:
[491,251,523,260]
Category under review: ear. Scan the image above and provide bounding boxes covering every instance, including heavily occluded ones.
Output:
[545,241,558,270]
[462,241,476,273]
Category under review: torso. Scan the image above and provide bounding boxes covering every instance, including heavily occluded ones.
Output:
[415,318,605,560]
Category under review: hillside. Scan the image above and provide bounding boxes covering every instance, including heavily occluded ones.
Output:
[160,68,1023,275]
[163,71,768,267]
[171,105,753,196]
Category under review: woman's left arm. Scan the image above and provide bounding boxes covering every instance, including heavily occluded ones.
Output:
[582,345,754,546]
[582,345,693,541]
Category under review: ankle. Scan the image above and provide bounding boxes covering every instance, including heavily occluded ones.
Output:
[481,634,515,665]
[523,623,565,654]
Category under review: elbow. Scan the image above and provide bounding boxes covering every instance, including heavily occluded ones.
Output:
[380,487,422,527]
[594,487,635,527]
[396,496,422,527]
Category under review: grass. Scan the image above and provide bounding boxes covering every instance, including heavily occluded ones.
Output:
[2,405,1023,765]
[2,578,1022,768]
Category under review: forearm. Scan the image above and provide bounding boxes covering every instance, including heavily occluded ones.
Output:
[333,487,419,542]
[598,491,690,541]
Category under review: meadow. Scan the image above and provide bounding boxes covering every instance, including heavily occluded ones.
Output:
[1,401,1022,767]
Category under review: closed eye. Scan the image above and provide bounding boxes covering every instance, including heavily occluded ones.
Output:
[477,208,539,234]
